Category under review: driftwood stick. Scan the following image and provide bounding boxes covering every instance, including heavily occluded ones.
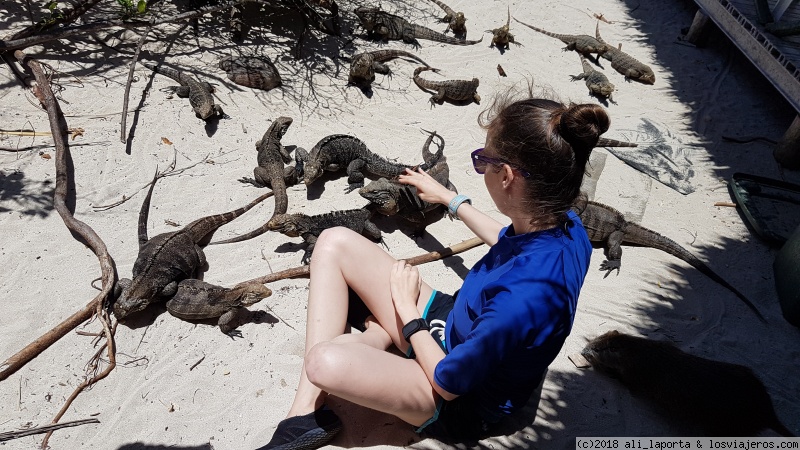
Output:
[11,50,118,450]
[0,1,239,52]
[120,26,151,143]
[237,237,486,287]
[0,418,100,442]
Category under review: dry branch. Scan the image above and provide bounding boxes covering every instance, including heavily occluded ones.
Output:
[237,237,486,287]
[0,418,99,442]
[2,51,117,450]
[0,1,239,53]
[121,26,152,143]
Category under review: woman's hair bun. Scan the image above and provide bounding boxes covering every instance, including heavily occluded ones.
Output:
[558,103,610,162]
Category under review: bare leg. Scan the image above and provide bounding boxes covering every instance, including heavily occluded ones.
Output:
[286,227,434,419]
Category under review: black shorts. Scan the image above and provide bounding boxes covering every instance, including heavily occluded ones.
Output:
[346,288,455,352]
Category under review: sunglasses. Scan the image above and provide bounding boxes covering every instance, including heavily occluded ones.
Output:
[471,148,531,178]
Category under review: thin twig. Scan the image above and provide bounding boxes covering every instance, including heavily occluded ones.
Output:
[0,418,100,442]
[237,237,485,287]
[121,26,152,144]
[189,356,205,371]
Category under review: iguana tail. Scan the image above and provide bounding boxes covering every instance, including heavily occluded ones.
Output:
[624,223,766,323]
[419,129,445,169]
[184,191,274,244]
[596,137,637,147]
[138,170,159,249]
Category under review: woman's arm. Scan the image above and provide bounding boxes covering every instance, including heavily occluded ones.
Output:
[398,168,504,246]
[390,260,458,401]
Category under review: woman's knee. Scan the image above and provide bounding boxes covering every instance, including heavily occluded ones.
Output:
[310,227,356,263]
[304,342,346,389]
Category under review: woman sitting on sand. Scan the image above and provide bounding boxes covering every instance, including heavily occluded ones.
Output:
[257,89,609,450]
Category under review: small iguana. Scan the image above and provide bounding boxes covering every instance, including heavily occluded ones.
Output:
[570,53,615,104]
[219,55,282,91]
[359,135,455,236]
[596,22,656,84]
[354,6,482,47]
[425,0,467,36]
[303,130,444,191]
[112,174,271,320]
[488,7,520,50]
[166,279,272,336]
[268,208,383,264]
[140,60,223,120]
[575,200,765,322]
[347,49,430,88]
[213,117,299,245]
[513,18,606,57]
[413,67,480,106]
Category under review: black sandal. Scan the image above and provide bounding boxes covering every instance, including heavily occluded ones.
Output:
[256,405,342,450]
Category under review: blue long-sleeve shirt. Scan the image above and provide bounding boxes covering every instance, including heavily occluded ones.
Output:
[433,210,591,422]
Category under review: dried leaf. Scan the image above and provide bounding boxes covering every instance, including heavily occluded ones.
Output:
[70,127,84,140]
[161,137,173,145]
[40,153,52,160]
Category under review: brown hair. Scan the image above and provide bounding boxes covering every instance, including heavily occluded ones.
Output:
[478,86,609,228]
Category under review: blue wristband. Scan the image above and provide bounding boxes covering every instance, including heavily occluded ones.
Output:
[448,194,472,219]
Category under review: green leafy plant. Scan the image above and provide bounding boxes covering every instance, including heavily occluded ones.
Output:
[116,0,147,19]
[37,0,64,29]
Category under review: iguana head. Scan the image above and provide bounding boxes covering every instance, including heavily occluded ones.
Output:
[638,69,656,85]
[303,159,324,186]
[454,12,466,29]
[112,277,154,319]
[358,178,400,215]
[348,53,376,86]
[267,214,303,237]
[354,6,378,28]
[271,116,293,140]
[237,284,273,306]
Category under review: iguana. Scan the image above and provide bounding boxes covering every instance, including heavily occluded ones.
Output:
[218,55,282,91]
[596,137,636,147]
[140,60,223,120]
[596,22,656,84]
[575,200,766,322]
[347,49,430,88]
[112,174,271,320]
[425,0,466,36]
[303,130,444,192]
[359,136,455,236]
[213,117,300,245]
[570,53,615,104]
[413,67,480,106]
[354,6,482,47]
[488,7,519,50]
[268,208,383,264]
[513,18,606,56]
[166,279,272,336]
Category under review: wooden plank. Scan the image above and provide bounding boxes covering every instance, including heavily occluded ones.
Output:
[694,0,800,112]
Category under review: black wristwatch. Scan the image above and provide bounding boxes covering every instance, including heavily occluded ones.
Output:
[402,318,430,343]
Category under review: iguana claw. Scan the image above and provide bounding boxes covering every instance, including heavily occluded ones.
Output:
[600,260,621,278]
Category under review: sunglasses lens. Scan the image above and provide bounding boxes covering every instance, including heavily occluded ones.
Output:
[471,148,487,174]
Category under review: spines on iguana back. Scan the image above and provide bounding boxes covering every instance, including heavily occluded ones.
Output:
[138,171,159,249]
[183,191,273,243]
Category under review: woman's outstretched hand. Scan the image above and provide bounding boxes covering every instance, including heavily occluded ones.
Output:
[397,167,457,206]
[390,260,422,320]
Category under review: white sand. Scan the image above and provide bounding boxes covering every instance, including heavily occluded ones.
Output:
[1,0,799,448]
